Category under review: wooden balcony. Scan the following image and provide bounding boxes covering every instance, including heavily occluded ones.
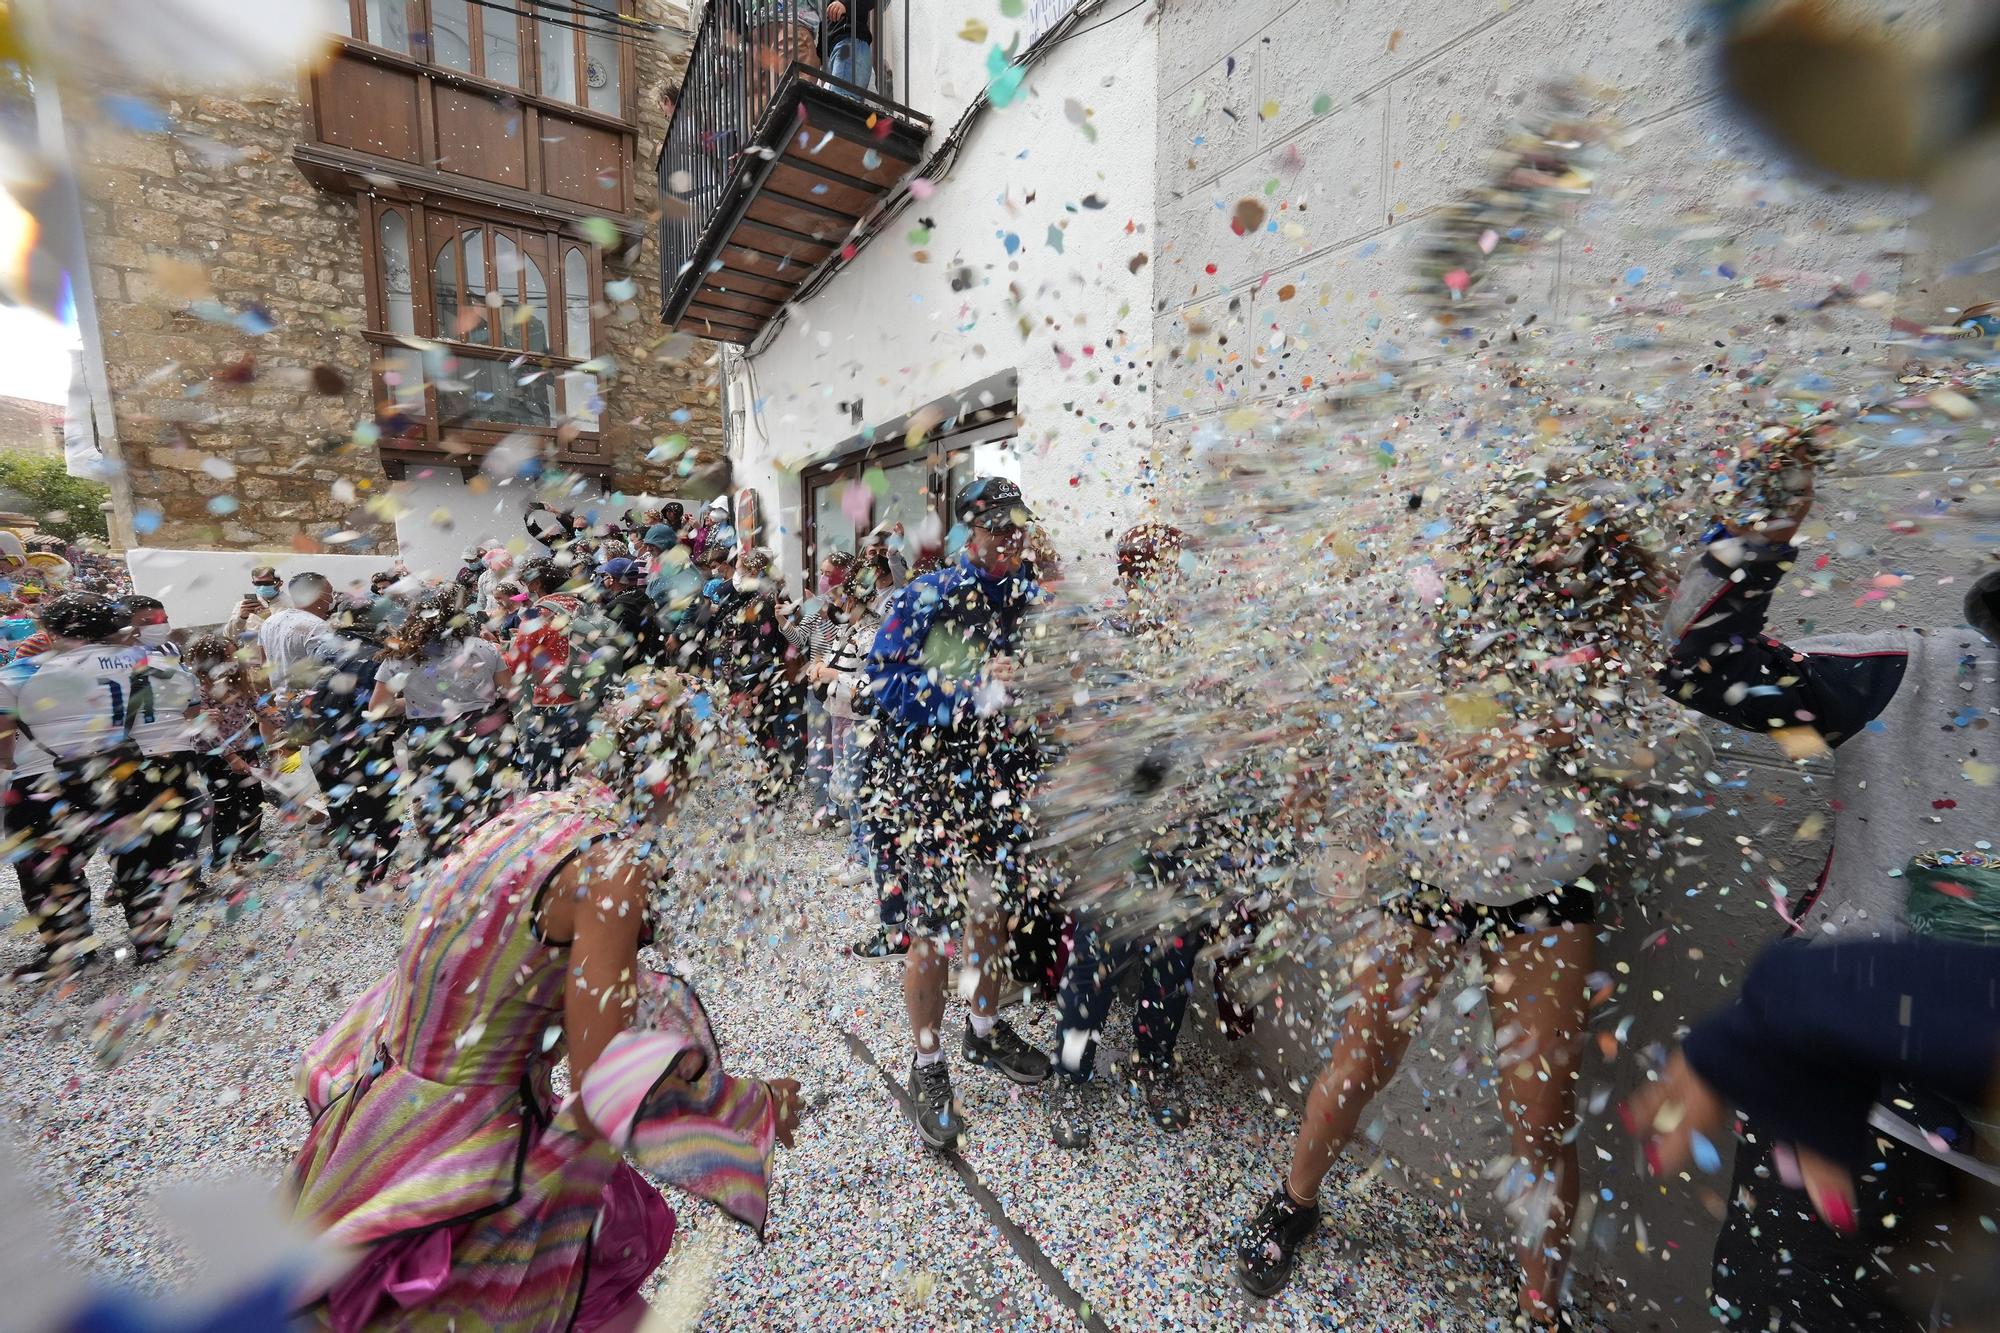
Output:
[658,8,931,346]
[295,37,648,248]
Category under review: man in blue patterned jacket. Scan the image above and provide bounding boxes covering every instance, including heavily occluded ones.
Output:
[862,476,1053,1149]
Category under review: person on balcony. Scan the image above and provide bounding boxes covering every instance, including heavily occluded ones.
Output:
[823,0,875,89]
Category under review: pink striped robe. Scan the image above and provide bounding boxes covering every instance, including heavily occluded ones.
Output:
[291,784,775,1331]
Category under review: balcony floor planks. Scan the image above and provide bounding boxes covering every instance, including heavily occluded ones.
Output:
[661,59,933,342]
[694,280,786,317]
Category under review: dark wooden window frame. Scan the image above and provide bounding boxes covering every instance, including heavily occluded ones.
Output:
[800,371,1022,577]
[359,191,606,448]
[329,0,636,122]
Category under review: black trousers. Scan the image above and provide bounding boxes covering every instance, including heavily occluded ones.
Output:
[312,723,401,882]
[199,751,266,868]
[1713,1105,1971,1331]
[3,751,204,960]
[399,708,513,853]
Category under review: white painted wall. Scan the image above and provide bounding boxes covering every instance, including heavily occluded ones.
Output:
[1153,0,1989,1323]
[394,471,554,579]
[730,0,1160,589]
[125,547,396,629]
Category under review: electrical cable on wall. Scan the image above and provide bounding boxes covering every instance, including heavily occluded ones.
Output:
[743,0,1156,357]
[455,0,667,43]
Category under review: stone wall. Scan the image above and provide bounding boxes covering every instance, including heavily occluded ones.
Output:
[74,78,383,553]
[69,0,718,561]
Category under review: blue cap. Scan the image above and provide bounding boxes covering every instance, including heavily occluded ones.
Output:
[642,524,677,548]
[598,557,636,579]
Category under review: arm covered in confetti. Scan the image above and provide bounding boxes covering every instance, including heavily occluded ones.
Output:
[1660,540,1907,747]
[864,580,958,733]
[1680,936,2000,1171]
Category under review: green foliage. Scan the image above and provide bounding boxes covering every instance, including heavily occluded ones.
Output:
[0,449,110,541]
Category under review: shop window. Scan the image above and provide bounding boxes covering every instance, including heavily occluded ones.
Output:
[803,393,1022,576]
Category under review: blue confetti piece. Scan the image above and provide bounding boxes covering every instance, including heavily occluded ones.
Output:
[1692,1131,1721,1174]
[1718,262,1737,278]
[101,94,170,134]
[1001,231,1020,255]
[1624,265,1647,286]
[132,507,162,535]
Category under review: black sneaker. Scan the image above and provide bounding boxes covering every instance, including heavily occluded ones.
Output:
[1235,1185,1321,1298]
[1123,1059,1191,1132]
[849,927,908,961]
[1049,1079,1094,1150]
[908,1058,966,1149]
[9,952,59,984]
[961,1017,1051,1085]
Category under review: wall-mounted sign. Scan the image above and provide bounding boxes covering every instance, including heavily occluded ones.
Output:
[1024,0,1086,49]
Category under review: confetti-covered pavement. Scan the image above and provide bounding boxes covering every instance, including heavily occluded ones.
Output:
[2,816,1518,1331]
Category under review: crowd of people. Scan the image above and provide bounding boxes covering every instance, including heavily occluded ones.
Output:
[6,463,1996,1333]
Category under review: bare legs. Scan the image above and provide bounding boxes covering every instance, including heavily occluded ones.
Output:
[903,867,1007,1056]
[1286,925,1456,1204]
[1488,921,1593,1323]
[1280,917,1594,1327]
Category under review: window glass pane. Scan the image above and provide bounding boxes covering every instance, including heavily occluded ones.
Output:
[561,370,600,431]
[382,346,426,414]
[876,457,930,534]
[440,353,555,426]
[538,19,577,102]
[431,0,472,72]
[493,232,522,348]
[562,248,591,357]
[483,13,521,85]
[812,480,853,563]
[379,210,415,335]
[326,0,354,38]
[364,0,411,52]
[460,228,489,344]
[432,237,460,337]
[972,439,1021,482]
[522,253,549,354]
[585,26,621,114]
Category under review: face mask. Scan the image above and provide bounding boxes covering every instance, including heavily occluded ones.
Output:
[138,624,172,646]
[254,585,281,600]
[817,573,841,595]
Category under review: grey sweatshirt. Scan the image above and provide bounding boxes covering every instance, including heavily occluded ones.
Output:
[1662,541,2000,938]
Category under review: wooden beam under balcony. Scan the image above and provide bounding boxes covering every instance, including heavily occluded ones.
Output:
[659,62,931,346]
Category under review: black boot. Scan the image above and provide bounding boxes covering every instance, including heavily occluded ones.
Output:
[1235,1185,1321,1298]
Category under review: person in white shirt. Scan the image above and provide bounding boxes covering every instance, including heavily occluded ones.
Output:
[225,564,283,655]
[0,592,206,979]
[367,588,516,854]
[259,571,339,698]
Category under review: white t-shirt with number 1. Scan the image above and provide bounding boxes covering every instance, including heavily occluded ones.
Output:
[0,644,203,778]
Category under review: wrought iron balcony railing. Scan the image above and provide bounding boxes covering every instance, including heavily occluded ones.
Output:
[657,1,931,344]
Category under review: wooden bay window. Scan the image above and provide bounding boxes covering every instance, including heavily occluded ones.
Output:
[360,193,607,472]
[324,0,634,117]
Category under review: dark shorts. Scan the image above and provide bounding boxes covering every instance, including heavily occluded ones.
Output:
[1381,878,1598,941]
[862,727,1039,941]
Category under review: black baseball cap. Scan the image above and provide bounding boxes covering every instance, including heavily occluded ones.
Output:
[955,476,1035,529]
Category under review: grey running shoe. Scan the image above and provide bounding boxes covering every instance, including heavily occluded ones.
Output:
[908,1058,965,1149]
[1049,1078,1094,1149]
[961,1017,1051,1085]
[1235,1186,1321,1298]
[1124,1059,1191,1132]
